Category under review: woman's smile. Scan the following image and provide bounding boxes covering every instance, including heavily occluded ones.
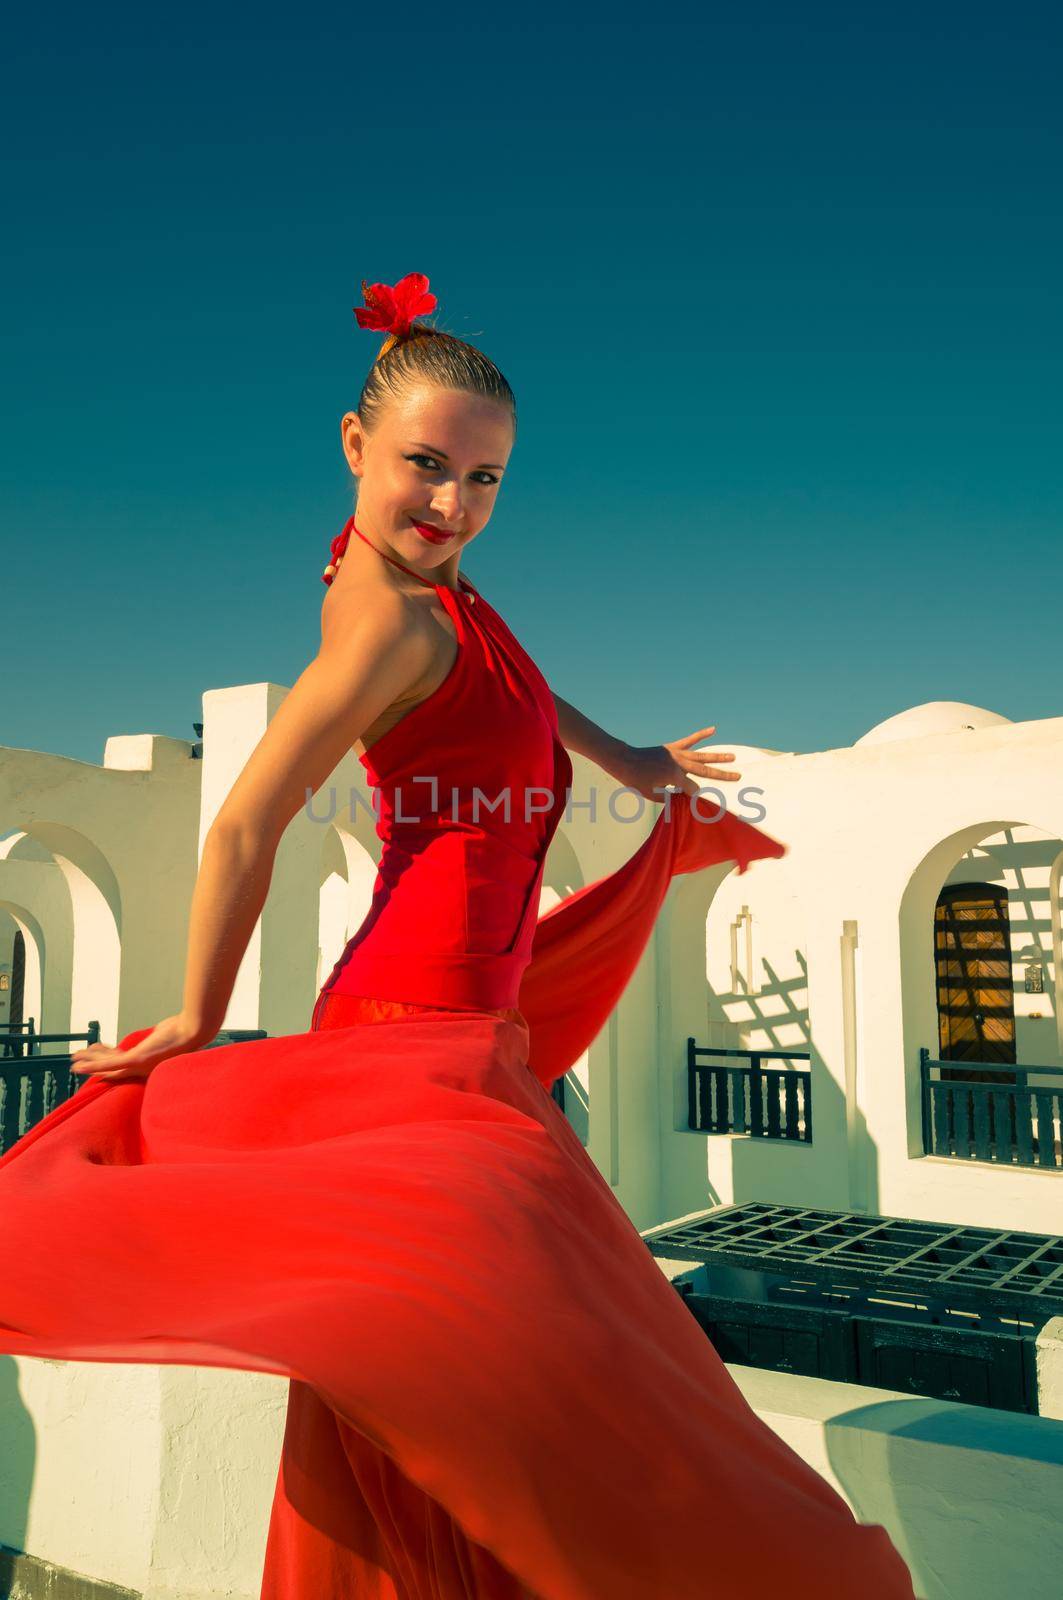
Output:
[411,519,459,545]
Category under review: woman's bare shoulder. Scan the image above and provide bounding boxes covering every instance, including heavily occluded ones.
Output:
[319,559,456,748]
[319,561,422,653]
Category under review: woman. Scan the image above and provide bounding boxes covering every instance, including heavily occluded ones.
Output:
[0,274,915,1598]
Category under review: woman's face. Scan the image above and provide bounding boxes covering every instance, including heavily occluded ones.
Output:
[340,383,514,571]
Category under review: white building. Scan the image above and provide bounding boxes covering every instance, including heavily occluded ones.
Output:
[1,690,1062,1599]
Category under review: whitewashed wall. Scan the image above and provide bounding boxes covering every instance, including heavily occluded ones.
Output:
[654,704,1063,1234]
[2,691,1062,1598]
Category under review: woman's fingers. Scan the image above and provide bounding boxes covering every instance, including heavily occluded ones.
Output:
[674,726,717,748]
[73,1061,144,1081]
[685,750,741,781]
[68,1015,201,1082]
[72,1046,136,1076]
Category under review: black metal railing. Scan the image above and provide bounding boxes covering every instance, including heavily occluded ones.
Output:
[0,1026,267,1155]
[0,1024,101,1154]
[920,1049,1063,1170]
[687,1041,812,1142]
[0,1018,37,1060]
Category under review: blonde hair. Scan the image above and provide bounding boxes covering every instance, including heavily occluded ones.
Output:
[356,319,517,438]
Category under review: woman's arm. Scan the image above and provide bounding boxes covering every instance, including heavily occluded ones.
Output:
[74,586,431,1080]
[552,691,742,801]
[552,692,630,778]
[177,591,424,1039]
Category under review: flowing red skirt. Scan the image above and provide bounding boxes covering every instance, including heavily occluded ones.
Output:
[261,992,540,1599]
[0,803,916,1597]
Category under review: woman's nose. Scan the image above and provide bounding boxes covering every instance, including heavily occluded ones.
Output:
[431,482,463,522]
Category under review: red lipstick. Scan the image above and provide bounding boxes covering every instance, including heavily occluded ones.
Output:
[411,520,456,545]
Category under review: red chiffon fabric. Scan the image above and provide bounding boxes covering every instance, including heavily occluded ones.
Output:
[0,537,916,1596]
[262,993,539,1600]
[0,804,914,1598]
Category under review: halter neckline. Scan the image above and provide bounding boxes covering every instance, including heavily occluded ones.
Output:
[351,523,476,600]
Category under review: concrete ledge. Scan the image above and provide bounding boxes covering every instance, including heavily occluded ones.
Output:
[2,1357,283,1600]
[1036,1315,1063,1416]
[0,1544,139,1599]
[9,1319,1063,1600]
[102,736,195,773]
[646,1238,1063,1595]
[723,1363,1063,1599]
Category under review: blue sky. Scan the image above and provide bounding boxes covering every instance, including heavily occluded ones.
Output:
[4,4,1060,766]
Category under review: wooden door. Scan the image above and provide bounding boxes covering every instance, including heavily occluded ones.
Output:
[9,929,24,1032]
[1,930,25,1060]
[935,883,1016,1078]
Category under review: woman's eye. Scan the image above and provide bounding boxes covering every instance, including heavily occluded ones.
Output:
[406,453,498,486]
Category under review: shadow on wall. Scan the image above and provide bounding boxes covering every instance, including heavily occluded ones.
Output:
[710,949,878,1214]
[0,1357,35,1558]
[822,1392,1063,1599]
[679,859,882,1214]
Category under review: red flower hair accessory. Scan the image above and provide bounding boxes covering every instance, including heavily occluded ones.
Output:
[354,272,437,341]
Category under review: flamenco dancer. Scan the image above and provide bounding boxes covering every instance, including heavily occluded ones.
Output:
[0,274,915,1598]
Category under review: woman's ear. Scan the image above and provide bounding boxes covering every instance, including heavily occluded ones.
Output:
[340,411,365,478]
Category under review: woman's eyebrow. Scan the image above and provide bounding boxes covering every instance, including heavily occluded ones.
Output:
[410,442,505,471]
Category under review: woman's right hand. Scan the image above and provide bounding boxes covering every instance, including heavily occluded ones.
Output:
[71,1013,215,1084]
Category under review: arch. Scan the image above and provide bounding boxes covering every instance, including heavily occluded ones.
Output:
[0,901,47,1039]
[19,823,121,930]
[899,818,1063,1157]
[0,821,121,1041]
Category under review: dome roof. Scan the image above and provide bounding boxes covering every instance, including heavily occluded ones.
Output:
[854,701,1012,748]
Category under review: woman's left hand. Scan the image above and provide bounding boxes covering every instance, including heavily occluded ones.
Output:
[613,726,742,803]
[70,1013,213,1084]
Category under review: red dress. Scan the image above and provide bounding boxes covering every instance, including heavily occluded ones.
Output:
[0,532,916,1599]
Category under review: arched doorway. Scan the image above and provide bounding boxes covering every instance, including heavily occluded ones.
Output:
[903,822,1062,1170]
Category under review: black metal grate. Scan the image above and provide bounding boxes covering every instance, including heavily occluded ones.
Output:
[645,1201,1063,1320]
